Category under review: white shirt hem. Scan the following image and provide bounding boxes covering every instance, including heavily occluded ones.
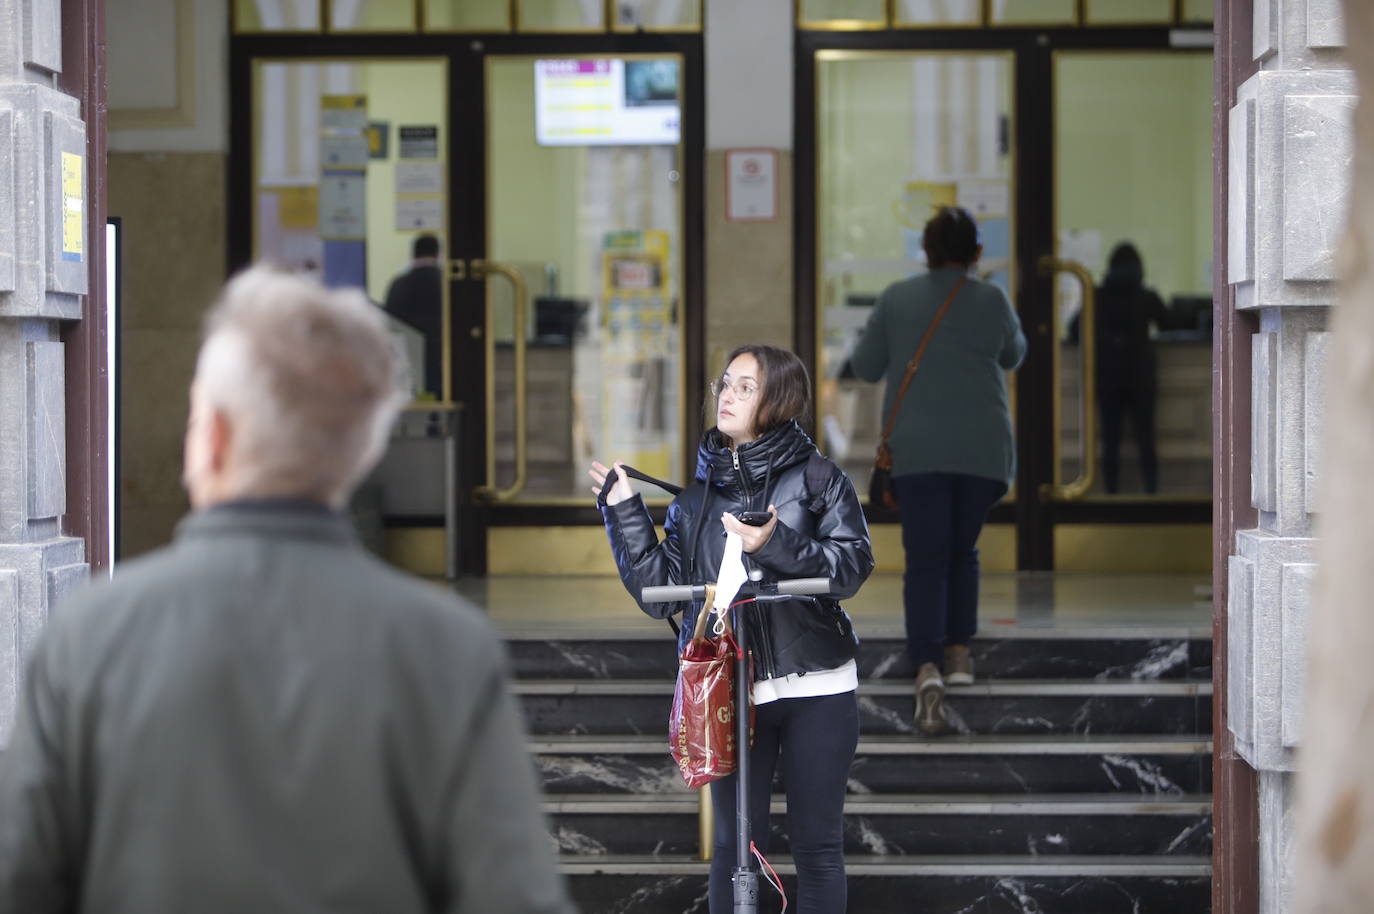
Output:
[751,659,859,706]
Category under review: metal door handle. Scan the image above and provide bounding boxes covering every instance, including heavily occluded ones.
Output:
[1039,256,1097,502]
[471,259,529,503]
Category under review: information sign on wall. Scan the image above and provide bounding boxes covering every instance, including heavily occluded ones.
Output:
[61,152,84,262]
[535,59,680,147]
[725,149,777,222]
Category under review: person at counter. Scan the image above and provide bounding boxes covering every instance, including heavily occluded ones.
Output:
[384,234,444,399]
[1069,242,1172,495]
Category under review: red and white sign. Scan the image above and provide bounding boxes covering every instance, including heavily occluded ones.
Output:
[725,149,778,223]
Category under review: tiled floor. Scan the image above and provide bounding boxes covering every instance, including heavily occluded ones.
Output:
[455,572,1213,640]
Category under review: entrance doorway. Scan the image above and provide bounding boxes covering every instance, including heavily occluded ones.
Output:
[228,26,705,576]
[796,21,1214,571]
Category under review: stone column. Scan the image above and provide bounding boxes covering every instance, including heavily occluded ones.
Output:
[0,0,92,744]
[1292,3,1374,911]
[703,0,793,370]
[1224,1,1349,911]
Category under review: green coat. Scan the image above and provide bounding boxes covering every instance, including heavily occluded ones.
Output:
[850,268,1027,486]
[0,503,573,914]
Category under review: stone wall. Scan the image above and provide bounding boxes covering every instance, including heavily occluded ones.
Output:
[1293,3,1374,911]
[1224,0,1350,909]
[0,0,92,743]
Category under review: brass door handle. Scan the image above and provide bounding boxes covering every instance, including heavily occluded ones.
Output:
[471,259,529,503]
[1038,256,1097,502]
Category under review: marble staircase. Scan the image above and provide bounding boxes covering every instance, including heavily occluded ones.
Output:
[509,631,1214,913]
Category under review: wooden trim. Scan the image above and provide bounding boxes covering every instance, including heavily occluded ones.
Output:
[59,0,110,571]
[108,0,198,130]
[1211,0,1261,911]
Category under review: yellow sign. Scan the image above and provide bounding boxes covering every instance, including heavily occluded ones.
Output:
[894,181,957,230]
[276,186,319,230]
[601,229,670,299]
[321,94,366,111]
[61,152,83,262]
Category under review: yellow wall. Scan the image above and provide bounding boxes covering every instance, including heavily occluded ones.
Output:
[359,59,448,304]
[486,56,586,329]
[1055,52,1214,299]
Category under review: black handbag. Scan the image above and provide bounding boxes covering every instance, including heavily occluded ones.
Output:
[869,277,968,517]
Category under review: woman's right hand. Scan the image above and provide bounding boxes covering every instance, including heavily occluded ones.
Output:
[589,460,634,506]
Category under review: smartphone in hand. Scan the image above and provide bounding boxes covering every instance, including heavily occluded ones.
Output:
[735,511,772,527]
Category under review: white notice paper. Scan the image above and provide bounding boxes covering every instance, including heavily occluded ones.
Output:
[395,197,443,231]
[726,149,777,222]
[956,178,1009,218]
[318,172,366,240]
[396,162,444,195]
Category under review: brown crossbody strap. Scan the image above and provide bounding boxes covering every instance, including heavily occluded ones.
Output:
[878,277,968,445]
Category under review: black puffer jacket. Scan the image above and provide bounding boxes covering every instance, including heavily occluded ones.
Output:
[601,420,874,681]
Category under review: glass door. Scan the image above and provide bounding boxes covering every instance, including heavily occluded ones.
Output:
[813,49,1019,568]
[477,54,689,503]
[248,55,462,573]
[803,33,1215,571]
[451,42,701,574]
[243,45,700,576]
[1052,50,1214,501]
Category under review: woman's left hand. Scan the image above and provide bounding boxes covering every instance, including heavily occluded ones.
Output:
[720,505,779,553]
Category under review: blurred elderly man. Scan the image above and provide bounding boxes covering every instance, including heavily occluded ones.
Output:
[0,268,574,914]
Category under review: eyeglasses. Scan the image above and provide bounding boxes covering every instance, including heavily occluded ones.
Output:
[709,377,759,401]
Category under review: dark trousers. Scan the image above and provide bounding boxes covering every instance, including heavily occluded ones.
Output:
[1100,385,1158,494]
[709,691,859,914]
[894,472,1007,668]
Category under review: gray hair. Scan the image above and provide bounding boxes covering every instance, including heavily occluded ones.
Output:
[195,266,407,507]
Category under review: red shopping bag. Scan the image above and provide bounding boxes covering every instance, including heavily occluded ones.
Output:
[668,605,753,789]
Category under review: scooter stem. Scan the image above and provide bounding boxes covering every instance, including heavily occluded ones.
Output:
[732,598,758,913]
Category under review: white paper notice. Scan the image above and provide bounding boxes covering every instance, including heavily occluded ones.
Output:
[395,161,444,195]
[726,150,777,222]
[395,197,443,231]
[956,178,1009,218]
[318,172,367,240]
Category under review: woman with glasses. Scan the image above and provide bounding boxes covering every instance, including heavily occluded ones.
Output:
[590,344,874,914]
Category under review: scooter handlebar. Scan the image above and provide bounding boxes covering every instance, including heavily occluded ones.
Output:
[775,577,832,596]
[640,578,832,603]
[640,584,705,603]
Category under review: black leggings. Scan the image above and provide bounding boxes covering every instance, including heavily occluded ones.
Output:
[708,691,859,914]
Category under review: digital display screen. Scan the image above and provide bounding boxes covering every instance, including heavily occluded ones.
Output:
[535,59,680,147]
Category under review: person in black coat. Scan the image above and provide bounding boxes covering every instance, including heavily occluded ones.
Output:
[1070,242,1172,494]
[383,234,443,398]
[590,344,874,914]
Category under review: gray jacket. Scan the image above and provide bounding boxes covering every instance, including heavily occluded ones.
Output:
[0,503,573,914]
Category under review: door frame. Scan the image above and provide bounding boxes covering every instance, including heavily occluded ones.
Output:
[793,25,1213,571]
[227,31,706,575]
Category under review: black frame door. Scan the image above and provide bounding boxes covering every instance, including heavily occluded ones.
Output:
[228,32,705,576]
[450,35,706,575]
[793,26,1212,571]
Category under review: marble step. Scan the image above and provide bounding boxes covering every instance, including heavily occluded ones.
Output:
[546,793,1213,857]
[507,635,1212,682]
[515,679,1213,737]
[532,734,1213,796]
[560,855,1211,913]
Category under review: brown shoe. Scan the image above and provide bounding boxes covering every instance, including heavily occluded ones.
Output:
[944,645,974,686]
[914,662,947,735]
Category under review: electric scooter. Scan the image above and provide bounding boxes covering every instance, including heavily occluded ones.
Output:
[642,574,833,914]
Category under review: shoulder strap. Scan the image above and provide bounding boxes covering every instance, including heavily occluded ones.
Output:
[804,451,831,512]
[596,464,684,507]
[878,276,968,447]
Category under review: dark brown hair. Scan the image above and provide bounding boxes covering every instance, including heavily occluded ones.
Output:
[716,344,811,439]
[923,206,981,268]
